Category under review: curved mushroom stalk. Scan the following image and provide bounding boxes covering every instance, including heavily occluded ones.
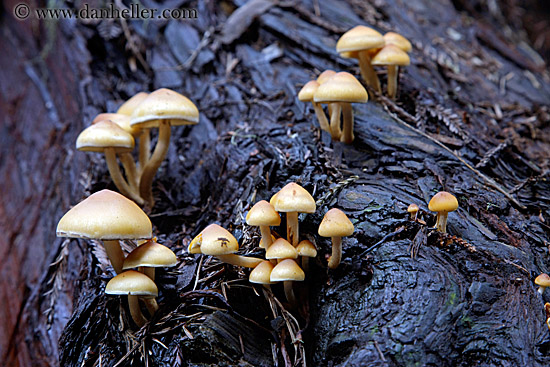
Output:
[329,104,342,141]
[128,295,147,327]
[215,254,264,268]
[358,51,381,93]
[312,102,330,132]
[259,226,274,250]
[104,148,144,205]
[139,120,171,206]
[103,240,125,274]
[435,212,449,233]
[284,281,297,307]
[286,212,299,247]
[119,152,140,191]
[340,102,354,144]
[327,236,342,269]
[143,297,159,316]
[387,65,399,99]
[138,128,151,173]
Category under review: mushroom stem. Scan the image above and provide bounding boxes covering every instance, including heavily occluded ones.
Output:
[128,295,147,327]
[119,152,139,191]
[312,102,330,132]
[329,103,342,141]
[301,257,310,272]
[104,148,144,205]
[286,211,299,247]
[139,120,171,207]
[284,281,297,308]
[103,240,125,274]
[435,212,449,233]
[143,297,159,316]
[327,236,342,269]
[138,129,151,173]
[259,226,273,250]
[340,102,354,144]
[538,286,547,295]
[358,51,381,93]
[387,65,399,99]
[215,254,264,268]
[139,266,156,281]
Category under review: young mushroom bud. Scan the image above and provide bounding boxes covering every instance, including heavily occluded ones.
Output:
[296,240,317,272]
[246,200,281,250]
[428,192,459,233]
[249,260,276,289]
[535,274,550,295]
[318,208,354,269]
[407,203,419,221]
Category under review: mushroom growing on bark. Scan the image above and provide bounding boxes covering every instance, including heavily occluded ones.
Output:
[296,240,317,271]
[246,200,281,250]
[318,208,354,269]
[270,259,305,307]
[407,203,419,221]
[428,191,459,233]
[249,260,276,289]
[535,273,550,294]
[371,44,410,99]
[56,189,152,274]
[298,80,330,133]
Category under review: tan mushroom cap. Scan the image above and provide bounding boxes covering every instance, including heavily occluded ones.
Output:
[314,72,368,104]
[76,120,134,153]
[296,240,317,258]
[298,81,320,102]
[188,224,239,256]
[246,200,281,226]
[371,45,410,66]
[117,92,149,116]
[266,238,298,260]
[56,189,152,240]
[123,240,177,269]
[105,270,158,296]
[336,25,385,53]
[318,208,354,237]
[317,70,337,85]
[270,259,305,282]
[428,192,459,213]
[535,273,550,287]
[383,32,412,53]
[249,261,276,284]
[92,113,138,136]
[130,88,199,128]
[407,203,419,213]
[271,183,316,213]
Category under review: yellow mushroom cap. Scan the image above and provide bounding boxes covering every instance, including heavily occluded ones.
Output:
[122,240,177,269]
[117,92,149,116]
[249,261,276,284]
[298,81,320,102]
[92,113,138,136]
[317,70,337,84]
[270,259,305,282]
[371,44,411,66]
[246,200,281,226]
[76,120,134,153]
[318,208,354,237]
[428,192,459,213]
[296,240,317,258]
[188,224,239,256]
[314,72,368,104]
[407,203,419,213]
[105,270,158,296]
[271,183,316,214]
[336,25,385,53]
[339,51,359,59]
[266,238,298,260]
[130,88,199,128]
[535,273,550,287]
[383,32,412,53]
[56,189,152,240]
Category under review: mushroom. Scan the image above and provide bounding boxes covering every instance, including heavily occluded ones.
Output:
[336,26,385,93]
[298,80,330,133]
[116,92,151,171]
[265,238,299,262]
[407,203,419,221]
[296,240,317,271]
[270,183,316,247]
[383,32,412,53]
[130,88,199,207]
[316,70,340,139]
[246,200,281,250]
[270,259,305,307]
[535,274,550,295]
[56,189,152,274]
[428,191,459,233]
[105,270,158,327]
[371,44,410,99]
[76,120,143,204]
[314,72,368,144]
[249,260,276,289]
[318,208,354,269]
[188,224,263,268]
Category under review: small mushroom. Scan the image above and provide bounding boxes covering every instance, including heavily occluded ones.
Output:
[249,260,276,289]
[535,274,550,294]
[371,44,410,99]
[270,183,316,247]
[56,189,152,274]
[246,200,281,250]
[318,208,354,269]
[407,203,419,221]
[270,259,305,307]
[383,32,412,53]
[105,270,158,328]
[296,240,317,271]
[428,192,459,233]
[298,80,330,133]
[265,238,298,262]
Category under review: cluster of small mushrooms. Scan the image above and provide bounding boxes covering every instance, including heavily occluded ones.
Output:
[76,88,199,207]
[188,182,354,307]
[534,274,550,330]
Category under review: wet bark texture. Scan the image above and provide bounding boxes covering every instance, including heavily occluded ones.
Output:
[1,0,550,366]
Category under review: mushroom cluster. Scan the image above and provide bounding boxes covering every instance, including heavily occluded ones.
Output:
[56,189,177,327]
[337,26,412,99]
[76,88,199,208]
[188,182,354,307]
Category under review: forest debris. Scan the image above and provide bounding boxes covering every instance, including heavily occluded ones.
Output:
[220,0,275,45]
